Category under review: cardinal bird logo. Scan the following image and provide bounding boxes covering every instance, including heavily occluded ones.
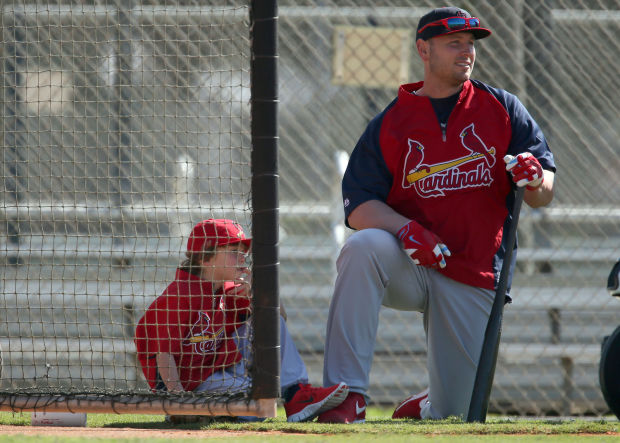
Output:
[402,139,426,190]
[402,123,496,198]
[459,123,496,168]
[184,311,224,355]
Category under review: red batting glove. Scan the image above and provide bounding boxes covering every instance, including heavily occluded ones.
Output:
[504,153,544,190]
[397,220,451,269]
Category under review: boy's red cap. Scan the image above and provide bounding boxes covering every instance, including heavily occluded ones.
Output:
[187,219,251,253]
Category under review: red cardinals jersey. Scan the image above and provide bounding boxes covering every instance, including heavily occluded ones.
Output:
[342,80,556,290]
[134,269,251,391]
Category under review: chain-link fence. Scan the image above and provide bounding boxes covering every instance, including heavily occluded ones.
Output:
[0,0,254,398]
[1,0,619,416]
[276,0,620,415]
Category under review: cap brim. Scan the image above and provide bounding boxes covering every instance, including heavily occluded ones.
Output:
[228,238,252,249]
[442,27,492,39]
[418,27,492,41]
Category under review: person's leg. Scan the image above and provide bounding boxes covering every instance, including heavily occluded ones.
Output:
[193,363,262,423]
[194,363,249,394]
[279,317,349,422]
[228,315,309,391]
[280,316,310,389]
[195,322,253,394]
[323,228,429,395]
[422,271,494,419]
[192,323,261,422]
[196,317,308,393]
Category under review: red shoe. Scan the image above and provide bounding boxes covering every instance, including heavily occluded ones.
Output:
[317,392,366,424]
[392,388,429,419]
[284,382,349,422]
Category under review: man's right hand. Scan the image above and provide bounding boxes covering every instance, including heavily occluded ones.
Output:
[396,220,451,269]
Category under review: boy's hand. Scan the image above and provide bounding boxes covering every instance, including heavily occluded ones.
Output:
[226,281,251,300]
[156,352,184,393]
[167,384,185,393]
[223,272,252,315]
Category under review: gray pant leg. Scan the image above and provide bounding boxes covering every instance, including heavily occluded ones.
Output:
[196,317,308,393]
[280,316,310,389]
[239,316,308,388]
[322,228,494,419]
[323,229,428,394]
[195,323,252,393]
[423,272,494,419]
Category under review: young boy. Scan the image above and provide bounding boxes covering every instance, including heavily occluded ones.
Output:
[134,219,348,422]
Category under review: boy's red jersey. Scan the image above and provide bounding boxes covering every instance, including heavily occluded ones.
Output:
[134,269,251,391]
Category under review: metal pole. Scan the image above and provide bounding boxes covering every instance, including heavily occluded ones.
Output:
[249,0,280,401]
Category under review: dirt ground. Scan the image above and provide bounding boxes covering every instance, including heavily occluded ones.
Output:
[0,424,290,439]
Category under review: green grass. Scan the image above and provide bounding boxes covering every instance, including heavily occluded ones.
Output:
[0,407,618,442]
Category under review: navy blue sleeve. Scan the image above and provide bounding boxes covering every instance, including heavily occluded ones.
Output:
[471,80,556,172]
[342,105,394,228]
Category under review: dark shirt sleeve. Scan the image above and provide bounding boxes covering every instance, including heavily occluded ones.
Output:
[471,80,555,172]
[342,111,393,228]
[474,81,556,172]
[505,95,556,172]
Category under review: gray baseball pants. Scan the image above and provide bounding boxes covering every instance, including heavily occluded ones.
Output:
[323,228,495,419]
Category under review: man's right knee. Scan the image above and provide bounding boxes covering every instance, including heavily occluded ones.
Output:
[338,229,401,271]
[342,229,399,257]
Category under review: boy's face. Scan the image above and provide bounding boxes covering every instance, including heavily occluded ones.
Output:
[202,243,250,288]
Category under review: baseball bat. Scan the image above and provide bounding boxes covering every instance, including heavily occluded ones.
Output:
[466,186,526,422]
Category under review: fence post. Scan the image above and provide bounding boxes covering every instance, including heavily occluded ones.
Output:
[250,0,280,401]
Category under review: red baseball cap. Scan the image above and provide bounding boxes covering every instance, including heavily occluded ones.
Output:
[187,219,251,253]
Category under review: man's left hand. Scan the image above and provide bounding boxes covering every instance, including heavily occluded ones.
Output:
[504,153,544,190]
